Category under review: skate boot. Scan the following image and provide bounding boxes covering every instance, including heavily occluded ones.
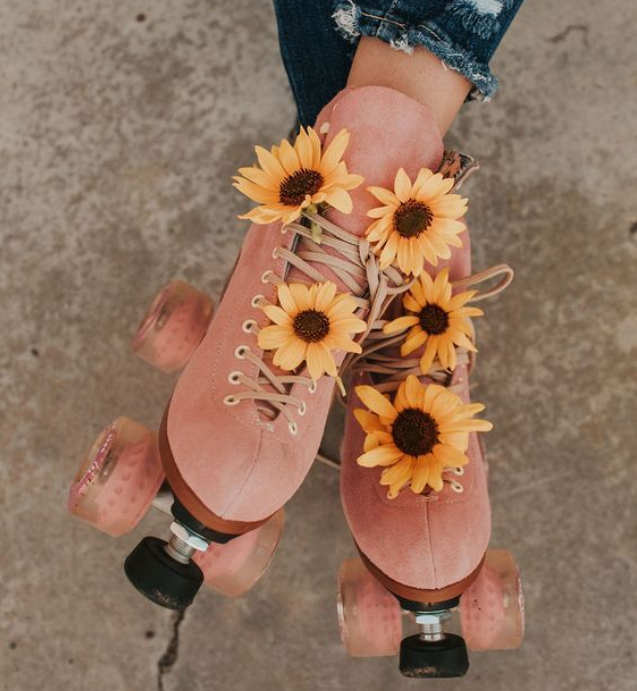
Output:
[68,86,471,610]
[336,165,523,675]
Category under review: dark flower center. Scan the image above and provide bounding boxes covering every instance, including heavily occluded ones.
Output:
[293,309,330,343]
[418,303,449,335]
[393,200,433,238]
[392,408,439,457]
[279,168,324,207]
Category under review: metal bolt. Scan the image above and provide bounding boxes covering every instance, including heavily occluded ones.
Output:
[164,521,209,563]
[414,610,451,643]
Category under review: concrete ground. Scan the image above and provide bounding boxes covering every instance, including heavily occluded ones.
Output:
[1,1,636,689]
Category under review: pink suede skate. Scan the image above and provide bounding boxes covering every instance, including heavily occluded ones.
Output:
[336,165,523,676]
[68,86,476,610]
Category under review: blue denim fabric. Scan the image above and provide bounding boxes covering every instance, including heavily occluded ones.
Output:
[273,0,524,126]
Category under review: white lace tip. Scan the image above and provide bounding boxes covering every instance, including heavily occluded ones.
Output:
[334,375,346,398]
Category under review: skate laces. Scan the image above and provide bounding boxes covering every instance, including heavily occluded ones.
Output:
[223,209,412,434]
[348,264,513,495]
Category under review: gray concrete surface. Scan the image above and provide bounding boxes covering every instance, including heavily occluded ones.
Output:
[1,1,636,689]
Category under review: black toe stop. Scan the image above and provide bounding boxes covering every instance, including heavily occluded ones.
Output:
[399,633,469,678]
[124,536,203,610]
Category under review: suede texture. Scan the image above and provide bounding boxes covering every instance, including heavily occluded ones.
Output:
[167,86,444,523]
[340,220,491,591]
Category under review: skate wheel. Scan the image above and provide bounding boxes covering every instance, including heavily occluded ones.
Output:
[192,508,284,598]
[132,280,213,373]
[68,418,164,537]
[337,558,402,657]
[460,549,524,651]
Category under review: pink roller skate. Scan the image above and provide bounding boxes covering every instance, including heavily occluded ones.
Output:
[68,86,474,609]
[336,159,523,676]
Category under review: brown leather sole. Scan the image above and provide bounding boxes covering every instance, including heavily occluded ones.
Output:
[158,402,269,536]
[358,546,485,604]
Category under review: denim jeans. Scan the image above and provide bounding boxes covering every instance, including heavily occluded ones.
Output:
[273,0,525,126]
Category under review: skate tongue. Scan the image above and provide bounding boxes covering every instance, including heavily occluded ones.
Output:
[320,86,444,236]
[285,86,444,291]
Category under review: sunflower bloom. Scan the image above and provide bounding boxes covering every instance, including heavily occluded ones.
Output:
[365,167,468,276]
[233,127,364,225]
[354,375,492,498]
[257,281,367,380]
[383,268,484,373]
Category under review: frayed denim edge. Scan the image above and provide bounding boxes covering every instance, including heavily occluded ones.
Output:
[332,0,497,101]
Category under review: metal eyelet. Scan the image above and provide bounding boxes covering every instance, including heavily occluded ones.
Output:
[288,421,298,436]
[308,380,317,394]
[261,270,273,284]
[234,345,248,359]
[298,402,307,416]
[251,294,265,308]
[271,248,279,260]
[242,319,257,334]
[450,481,464,493]
[228,371,242,385]
[452,466,465,476]
[224,395,239,406]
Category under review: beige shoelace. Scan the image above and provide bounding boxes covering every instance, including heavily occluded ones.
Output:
[340,263,514,494]
[223,209,412,434]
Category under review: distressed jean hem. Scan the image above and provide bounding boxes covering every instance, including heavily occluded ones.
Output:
[332,1,497,101]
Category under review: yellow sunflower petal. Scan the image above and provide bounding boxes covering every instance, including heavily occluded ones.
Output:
[355,385,398,421]
[326,294,358,319]
[410,456,431,494]
[277,283,301,315]
[272,337,307,371]
[404,374,421,407]
[380,456,414,486]
[403,293,423,313]
[427,459,445,492]
[306,342,335,379]
[295,128,314,169]
[255,145,287,180]
[237,166,278,190]
[330,317,367,334]
[263,304,293,326]
[364,434,380,453]
[319,129,350,175]
[323,187,352,213]
[394,168,412,202]
[278,138,301,175]
[419,337,439,373]
[411,168,435,197]
[401,329,428,356]
[258,325,293,351]
[314,281,337,312]
[357,445,403,468]
[433,444,469,468]
[367,186,400,207]
[353,408,384,433]
[383,315,419,335]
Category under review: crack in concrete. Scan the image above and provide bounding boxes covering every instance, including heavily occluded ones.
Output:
[547,24,590,47]
[157,609,186,691]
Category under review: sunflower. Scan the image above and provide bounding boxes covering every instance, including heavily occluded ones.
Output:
[233,127,364,226]
[365,167,468,276]
[383,268,483,373]
[354,375,492,498]
[257,281,367,380]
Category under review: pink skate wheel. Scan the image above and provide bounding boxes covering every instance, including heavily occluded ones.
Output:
[131,280,213,373]
[68,417,165,537]
[192,508,284,598]
[337,558,402,657]
[460,549,524,651]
